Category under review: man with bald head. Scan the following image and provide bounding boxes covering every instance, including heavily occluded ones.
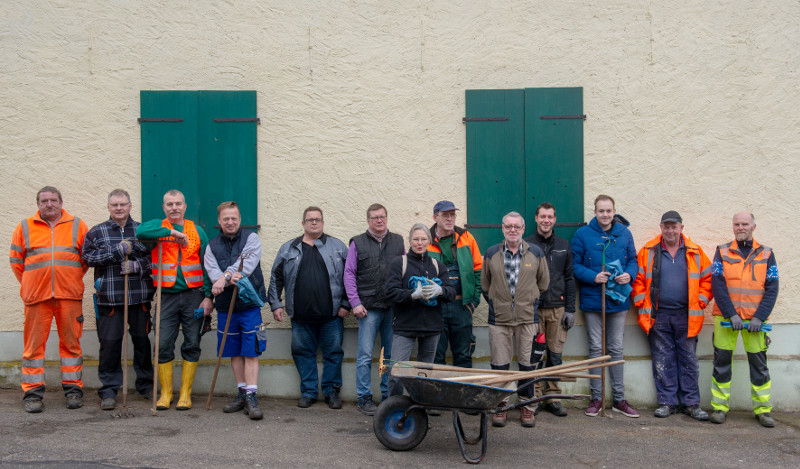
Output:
[709,212,779,427]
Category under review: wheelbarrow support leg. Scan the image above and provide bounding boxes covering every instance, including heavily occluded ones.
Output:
[453,411,488,464]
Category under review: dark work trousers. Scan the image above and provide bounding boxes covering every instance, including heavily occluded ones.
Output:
[434,301,475,368]
[96,303,153,399]
[647,309,701,406]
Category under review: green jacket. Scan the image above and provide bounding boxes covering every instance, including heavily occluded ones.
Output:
[428,225,482,311]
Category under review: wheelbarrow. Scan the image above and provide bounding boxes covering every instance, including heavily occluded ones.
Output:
[373,362,591,464]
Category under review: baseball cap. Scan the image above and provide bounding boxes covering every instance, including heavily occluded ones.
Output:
[661,210,683,224]
[433,200,459,214]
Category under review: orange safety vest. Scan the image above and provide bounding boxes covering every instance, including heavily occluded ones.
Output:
[631,234,712,338]
[9,209,88,305]
[712,239,770,320]
[151,219,204,288]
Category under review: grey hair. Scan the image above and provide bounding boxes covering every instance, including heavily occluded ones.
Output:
[502,211,525,227]
[408,223,431,242]
[163,189,185,203]
[107,189,131,203]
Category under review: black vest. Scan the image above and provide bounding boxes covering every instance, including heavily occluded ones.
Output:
[350,231,405,309]
[209,229,266,313]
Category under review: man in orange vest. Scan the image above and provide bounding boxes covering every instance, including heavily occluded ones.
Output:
[9,186,89,413]
[631,211,711,421]
[137,189,213,411]
[709,212,778,427]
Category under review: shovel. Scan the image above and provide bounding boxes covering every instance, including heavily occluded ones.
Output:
[113,253,137,418]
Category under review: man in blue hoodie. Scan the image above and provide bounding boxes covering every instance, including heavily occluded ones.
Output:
[571,195,639,418]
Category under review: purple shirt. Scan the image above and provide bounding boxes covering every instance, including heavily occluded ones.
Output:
[344,238,406,308]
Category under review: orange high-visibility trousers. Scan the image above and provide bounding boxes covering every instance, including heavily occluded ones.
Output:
[22,299,84,397]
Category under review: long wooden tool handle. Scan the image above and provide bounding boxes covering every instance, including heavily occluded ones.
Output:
[206,285,238,410]
[479,360,624,386]
[122,254,130,407]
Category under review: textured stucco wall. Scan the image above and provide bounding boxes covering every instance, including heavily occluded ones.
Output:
[1,0,799,337]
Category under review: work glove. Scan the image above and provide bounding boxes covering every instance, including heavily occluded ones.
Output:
[120,260,141,275]
[747,317,763,333]
[421,283,443,300]
[119,239,133,255]
[410,282,425,300]
[562,312,575,330]
[200,315,213,336]
[729,315,744,331]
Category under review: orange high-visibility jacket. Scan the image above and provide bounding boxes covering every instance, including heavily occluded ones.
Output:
[9,210,88,305]
[631,233,712,337]
[712,239,771,320]
[151,219,204,288]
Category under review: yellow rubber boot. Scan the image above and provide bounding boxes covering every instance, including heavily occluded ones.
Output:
[176,361,198,410]
[156,361,173,410]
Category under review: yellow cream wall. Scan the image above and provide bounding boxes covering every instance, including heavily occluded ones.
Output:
[1,0,798,333]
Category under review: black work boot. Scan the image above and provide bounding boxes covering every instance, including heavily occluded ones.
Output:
[244,391,263,420]
[223,387,247,413]
[24,396,44,413]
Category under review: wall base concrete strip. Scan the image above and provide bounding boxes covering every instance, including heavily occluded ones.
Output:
[1,326,798,411]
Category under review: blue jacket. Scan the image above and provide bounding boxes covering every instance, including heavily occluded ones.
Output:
[268,234,350,318]
[571,217,638,313]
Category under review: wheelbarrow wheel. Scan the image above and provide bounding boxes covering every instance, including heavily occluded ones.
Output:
[373,395,428,451]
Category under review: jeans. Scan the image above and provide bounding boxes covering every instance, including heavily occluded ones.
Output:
[585,311,626,402]
[96,303,153,398]
[291,317,344,399]
[434,301,475,368]
[158,289,204,363]
[648,309,700,406]
[356,307,392,401]
[388,334,439,396]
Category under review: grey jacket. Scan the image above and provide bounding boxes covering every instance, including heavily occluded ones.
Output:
[268,233,350,318]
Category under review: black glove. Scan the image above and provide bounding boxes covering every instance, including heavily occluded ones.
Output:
[729,315,744,331]
[747,317,763,333]
[200,315,213,336]
[562,312,575,330]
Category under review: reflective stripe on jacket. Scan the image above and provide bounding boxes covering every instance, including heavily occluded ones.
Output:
[151,219,204,288]
[631,233,712,338]
[711,239,771,320]
[9,209,88,305]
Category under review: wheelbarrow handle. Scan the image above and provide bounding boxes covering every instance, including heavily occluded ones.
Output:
[496,393,591,413]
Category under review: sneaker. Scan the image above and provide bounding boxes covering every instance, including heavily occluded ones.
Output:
[612,400,639,418]
[654,404,677,418]
[756,412,775,428]
[223,388,247,413]
[100,397,116,411]
[682,404,709,421]
[66,394,83,410]
[520,407,535,427]
[492,410,507,427]
[324,390,342,410]
[357,397,377,416]
[244,392,263,420]
[544,402,568,417]
[297,396,316,408]
[585,399,602,417]
[23,397,43,413]
[709,410,727,424]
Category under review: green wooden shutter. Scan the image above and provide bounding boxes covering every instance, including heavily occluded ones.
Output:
[140,90,258,234]
[524,87,584,241]
[464,89,525,252]
[465,87,584,250]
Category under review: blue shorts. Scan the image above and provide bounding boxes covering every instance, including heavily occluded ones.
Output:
[217,307,267,358]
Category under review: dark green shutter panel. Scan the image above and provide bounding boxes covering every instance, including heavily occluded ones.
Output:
[524,87,584,241]
[465,89,525,252]
[140,90,258,234]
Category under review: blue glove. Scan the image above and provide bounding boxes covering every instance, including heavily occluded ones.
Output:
[729,315,744,331]
[193,307,205,320]
[747,317,763,333]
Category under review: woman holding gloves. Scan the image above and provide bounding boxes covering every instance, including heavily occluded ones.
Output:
[384,223,457,396]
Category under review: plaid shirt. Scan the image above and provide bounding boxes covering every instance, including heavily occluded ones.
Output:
[82,217,154,306]
[503,241,522,299]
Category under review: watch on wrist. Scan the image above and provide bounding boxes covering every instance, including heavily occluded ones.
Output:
[224,272,232,281]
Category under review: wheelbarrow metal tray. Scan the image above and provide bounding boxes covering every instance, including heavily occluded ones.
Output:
[392,363,515,410]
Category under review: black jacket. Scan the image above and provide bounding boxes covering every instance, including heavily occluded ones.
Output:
[524,231,576,312]
[384,250,457,337]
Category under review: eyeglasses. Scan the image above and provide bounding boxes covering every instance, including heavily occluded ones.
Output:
[108,203,131,209]
[369,216,387,221]
[304,218,323,224]
[503,224,524,231]
[438,212,457,220]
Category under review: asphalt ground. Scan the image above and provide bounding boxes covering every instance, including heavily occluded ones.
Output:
[1,389,798,469]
